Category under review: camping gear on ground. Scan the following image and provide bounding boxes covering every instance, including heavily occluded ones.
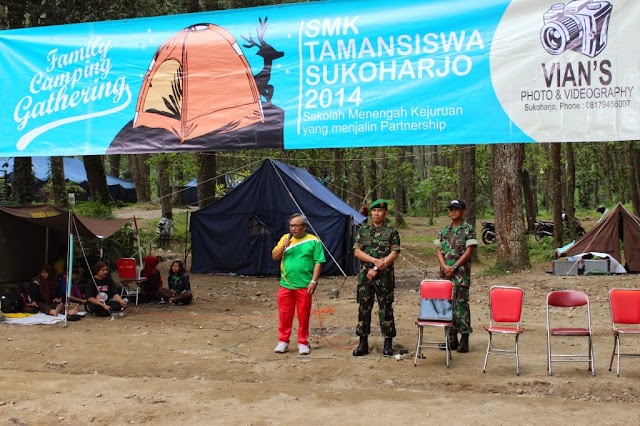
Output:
[561,203,640,272]
[0,292,23,313]
[190,158,366,276]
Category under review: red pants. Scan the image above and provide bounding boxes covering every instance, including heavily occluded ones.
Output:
[277,286,312,345]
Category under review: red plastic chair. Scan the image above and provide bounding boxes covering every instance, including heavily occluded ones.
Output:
[482,286,525,375]
[414,279,454,367]
[608,288,640,376]
[116,258,144,305]
[546,290,595,376]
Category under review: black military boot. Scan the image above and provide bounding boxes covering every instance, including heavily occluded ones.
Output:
[383,337,394,356]
[457,334,469,353]
[448,332,459,351]
[353,336,369,356]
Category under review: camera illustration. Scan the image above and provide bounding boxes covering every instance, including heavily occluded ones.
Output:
[540,0,613,57]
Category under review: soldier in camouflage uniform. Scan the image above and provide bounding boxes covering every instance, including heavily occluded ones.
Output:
[434,199,478,353]
[352,199,401,357]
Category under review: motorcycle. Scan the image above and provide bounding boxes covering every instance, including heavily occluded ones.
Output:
[534,215,586,241]
[481,221,496,244]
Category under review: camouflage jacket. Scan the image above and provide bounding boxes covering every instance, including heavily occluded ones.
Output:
[434,220,478,275]
[354,220,401,272]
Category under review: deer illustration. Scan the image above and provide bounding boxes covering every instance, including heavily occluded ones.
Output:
[242,17,284,105]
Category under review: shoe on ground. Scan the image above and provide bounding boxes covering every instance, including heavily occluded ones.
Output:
[298,344,310,355]
[115,311,125,318]
[274,341,289,353]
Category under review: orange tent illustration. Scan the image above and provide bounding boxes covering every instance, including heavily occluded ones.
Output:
[133,23,264,142]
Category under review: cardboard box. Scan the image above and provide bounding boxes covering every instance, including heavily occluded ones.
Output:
[583,259,609,273]
[553,260,579,276]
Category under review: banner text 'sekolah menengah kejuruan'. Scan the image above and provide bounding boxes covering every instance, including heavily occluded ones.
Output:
[0,0,637,157]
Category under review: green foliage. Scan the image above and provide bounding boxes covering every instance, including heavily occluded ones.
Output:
[528,235,556,264]
[73,201,113,218]
[102,225,138,261]
[40,180,86,201]
[411,165,458,215]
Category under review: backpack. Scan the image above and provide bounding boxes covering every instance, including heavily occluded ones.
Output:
[0,292,24,313]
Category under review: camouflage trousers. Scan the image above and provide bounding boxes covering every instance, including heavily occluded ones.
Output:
[355,273,396,338]
[452,279,472,334]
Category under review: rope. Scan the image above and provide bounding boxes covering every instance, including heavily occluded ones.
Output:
[153,159,263,207]
[269,159,348,278]
[312,293,356,351]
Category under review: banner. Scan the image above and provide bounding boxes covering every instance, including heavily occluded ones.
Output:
[0,0,638,157]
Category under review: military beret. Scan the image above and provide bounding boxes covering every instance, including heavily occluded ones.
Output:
[370,199,389,210]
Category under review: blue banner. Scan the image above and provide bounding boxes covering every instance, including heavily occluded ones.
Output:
[0,0,638,157]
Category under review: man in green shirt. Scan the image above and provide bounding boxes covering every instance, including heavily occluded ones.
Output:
[272,213,325,355]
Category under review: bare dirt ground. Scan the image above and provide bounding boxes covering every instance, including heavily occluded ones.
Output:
[2,212,640,425]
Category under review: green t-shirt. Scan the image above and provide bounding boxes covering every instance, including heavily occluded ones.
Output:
[273,233,326,290]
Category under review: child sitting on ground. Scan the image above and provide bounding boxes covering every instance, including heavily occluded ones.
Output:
[158,260,193,305]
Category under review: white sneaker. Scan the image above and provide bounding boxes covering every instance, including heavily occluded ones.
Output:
[298,344,310,355]
[274,342,289,353]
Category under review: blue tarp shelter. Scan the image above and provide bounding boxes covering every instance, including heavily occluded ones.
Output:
[190,158,366,276]
[1,157,137,203]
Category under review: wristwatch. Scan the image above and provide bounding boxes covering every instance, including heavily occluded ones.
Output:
[373,266,379,271]
[310,280,318,285]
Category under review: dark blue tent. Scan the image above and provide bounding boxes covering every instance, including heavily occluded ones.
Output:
[182,178,198,206]
[1,157,137,203]
[190,158,365,276]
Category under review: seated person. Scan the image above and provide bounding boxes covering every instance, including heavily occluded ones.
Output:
[58,267,87,309]
[26,264,64,316]
[158,260,193,305]
[85,261,127,317]
[141,256,162,302]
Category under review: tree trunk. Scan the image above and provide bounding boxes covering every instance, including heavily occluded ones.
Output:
[83,156,111,204]
[418,146,427,180]
[157,155,172,218]
[564,143,577,241]
[129,154,151,202]
[549,143,563,247]
[108,154,121,177]
[492,144,530,271]
[197,153,217,208]
[11,157,35,204]
[604,146,613,203]
[429,146,439,225]
[394,147,407,227]
[627,141,640,216]
[352,150,365,208]
[368,154,378,202]
[50,157,69,209]
[333,149,344,199]
[460,145,476,232]
[522,169,536,232]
